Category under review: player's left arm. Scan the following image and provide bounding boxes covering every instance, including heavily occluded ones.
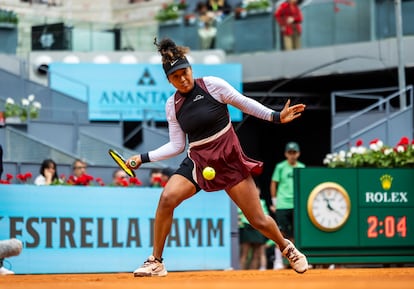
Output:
[204,76,305,124]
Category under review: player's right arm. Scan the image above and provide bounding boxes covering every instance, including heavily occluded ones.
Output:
[127,96,186,167]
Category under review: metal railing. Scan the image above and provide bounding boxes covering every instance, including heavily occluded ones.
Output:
[331,85,413,152]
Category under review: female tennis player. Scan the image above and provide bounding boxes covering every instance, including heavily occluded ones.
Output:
[126,38,308,276]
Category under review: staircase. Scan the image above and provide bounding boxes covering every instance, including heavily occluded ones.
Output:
[331,86,413,152]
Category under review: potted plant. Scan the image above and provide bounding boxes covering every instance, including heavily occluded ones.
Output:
[0,9,18,28]
[4,94,42,123]
[155,1,188,24]
[323,137,414,168]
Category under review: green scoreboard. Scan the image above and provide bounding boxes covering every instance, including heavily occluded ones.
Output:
[294,168,414,264]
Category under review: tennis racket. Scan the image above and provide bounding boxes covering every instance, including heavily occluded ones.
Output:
[108,149,136,177]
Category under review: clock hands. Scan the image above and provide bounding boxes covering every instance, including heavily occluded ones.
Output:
[323,197,334,211]
[323,195,344,217]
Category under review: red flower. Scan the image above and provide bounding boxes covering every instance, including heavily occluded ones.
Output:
[16,172,32,183]
[397,136,410,147]
[355,139,363,147]
[369,138,379,145]
[129,177,142,186]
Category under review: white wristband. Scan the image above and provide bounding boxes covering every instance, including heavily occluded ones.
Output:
[272,197,277,207]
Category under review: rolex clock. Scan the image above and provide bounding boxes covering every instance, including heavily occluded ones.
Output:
[307,182,351,232]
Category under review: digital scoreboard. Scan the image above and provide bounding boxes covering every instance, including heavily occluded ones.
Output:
[295,168,414,265]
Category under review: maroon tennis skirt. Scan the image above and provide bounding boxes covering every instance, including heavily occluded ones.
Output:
[188,123,263,192]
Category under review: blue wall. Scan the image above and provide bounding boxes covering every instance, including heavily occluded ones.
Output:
[0,185,233,274]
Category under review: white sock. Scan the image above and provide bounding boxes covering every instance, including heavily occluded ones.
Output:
[274,247,283,268]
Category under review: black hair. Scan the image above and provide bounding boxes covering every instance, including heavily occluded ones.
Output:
[154,38,191,76]
[39,159,58,180]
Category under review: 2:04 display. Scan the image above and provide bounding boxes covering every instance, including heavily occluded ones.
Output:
[367,215,407,238]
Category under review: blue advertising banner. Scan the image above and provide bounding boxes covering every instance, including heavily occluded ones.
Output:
[49,63,243,121]
[0,185,231,274]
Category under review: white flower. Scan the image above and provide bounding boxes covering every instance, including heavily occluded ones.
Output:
[396,145,405,153]
[28,94,35,102]
[6,97,14,104]
[384,148,393,156]
[356,146,367,154]
[33,101,42,109]
[21,98,30,106]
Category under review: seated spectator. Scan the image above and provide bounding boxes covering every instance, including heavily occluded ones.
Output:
[34,159,60,185]
[161,167,175,185]
[149,168,163,187]
[112,168,129,186]
[149,167,173,187]
[67,159,92,185]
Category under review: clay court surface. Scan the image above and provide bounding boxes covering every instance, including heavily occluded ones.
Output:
[2,268,414,289]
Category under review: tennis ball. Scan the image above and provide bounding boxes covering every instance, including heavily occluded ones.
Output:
[202,166,216,180]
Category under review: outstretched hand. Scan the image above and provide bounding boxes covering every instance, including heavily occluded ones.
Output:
[280,99,306,123]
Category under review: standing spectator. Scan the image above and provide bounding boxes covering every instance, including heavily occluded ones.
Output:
[269,141,305,269]
[196,2,217,49]
[238,186,269,270]
[274,0,303,51]
[34,159,60,185]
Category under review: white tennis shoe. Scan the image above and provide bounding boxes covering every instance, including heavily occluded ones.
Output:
[0,266,14,275]
[133,255,168,277]
[282,239,308,274]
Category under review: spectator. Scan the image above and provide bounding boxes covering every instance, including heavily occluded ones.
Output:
[67,159,91,185]
[112,168,129,186]
[71,159,87,178]
[34,159,60,185]
[149,168,163,187]
[274,0,303,51]
[161,167,175,185]
[269,141,305,269]
[196,2,217,49]
[206,0,232,20]
[238,186,269,270]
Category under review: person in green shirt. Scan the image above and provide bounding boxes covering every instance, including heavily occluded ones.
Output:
[238,186,270,270]
[269,141,305,269]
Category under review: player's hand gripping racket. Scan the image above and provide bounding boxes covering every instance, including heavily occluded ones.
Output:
[108,149,136,177]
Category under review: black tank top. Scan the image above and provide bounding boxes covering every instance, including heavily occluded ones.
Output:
[175,78,229,143]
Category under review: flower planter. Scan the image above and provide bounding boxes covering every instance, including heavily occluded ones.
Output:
[5,116,23,124]
[0,22,17,29]
[159,18,183,26]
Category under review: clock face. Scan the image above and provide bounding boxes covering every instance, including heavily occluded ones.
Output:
[307,182,351,232]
